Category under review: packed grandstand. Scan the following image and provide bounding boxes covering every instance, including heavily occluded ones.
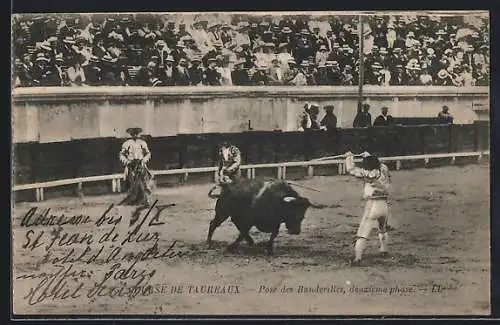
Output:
[12,13,489,87]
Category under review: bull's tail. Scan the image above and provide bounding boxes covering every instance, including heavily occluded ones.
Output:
[309,202,327,209]
[208,185,221,199]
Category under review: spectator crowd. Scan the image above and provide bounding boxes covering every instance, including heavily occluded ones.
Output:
[12,13,489,88]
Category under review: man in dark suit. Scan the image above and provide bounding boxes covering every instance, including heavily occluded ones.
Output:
[320,105,338,132]
[203,58,222,85]
[353,103,372,128]
[188,57,204,86]
[231,59,251,86]
[174,58,191,85]
[373,107,395,126]
[437,105,453,124]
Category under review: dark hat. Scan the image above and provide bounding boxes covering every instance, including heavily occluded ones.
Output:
[126,127,143,136]
[362,155,381,171]
[308,104,319,115]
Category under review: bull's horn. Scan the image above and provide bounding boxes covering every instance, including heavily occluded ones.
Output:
[283,196,297,202]
[208,185,221,199]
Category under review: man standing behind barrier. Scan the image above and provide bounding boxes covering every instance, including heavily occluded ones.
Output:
[353,103,372,128]
[373,106,395,127]
[119,127,153,206]
[320,105,338,132]
[437,105,453,124]
[217,141,242,184]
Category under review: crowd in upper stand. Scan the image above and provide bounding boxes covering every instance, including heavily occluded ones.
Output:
[12,13,489,88]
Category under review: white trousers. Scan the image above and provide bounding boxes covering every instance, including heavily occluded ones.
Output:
[356,199,389,239]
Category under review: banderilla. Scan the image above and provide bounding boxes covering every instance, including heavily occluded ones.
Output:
[263,177,322,193]
[310,153,366,162]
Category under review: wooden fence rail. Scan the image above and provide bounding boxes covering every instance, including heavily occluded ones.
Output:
[13,151,488,202]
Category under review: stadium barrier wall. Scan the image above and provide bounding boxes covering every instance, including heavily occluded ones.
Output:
[12,123,490,202]
[12,86,489,143]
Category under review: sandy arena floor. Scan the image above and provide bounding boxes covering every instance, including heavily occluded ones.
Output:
[12,163,490,316]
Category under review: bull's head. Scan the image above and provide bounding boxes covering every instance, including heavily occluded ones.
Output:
[282,195,311,235]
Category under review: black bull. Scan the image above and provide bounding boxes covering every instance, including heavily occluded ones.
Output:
[206,179,321,255]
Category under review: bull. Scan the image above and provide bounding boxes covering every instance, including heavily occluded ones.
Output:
[206,178,317,255]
